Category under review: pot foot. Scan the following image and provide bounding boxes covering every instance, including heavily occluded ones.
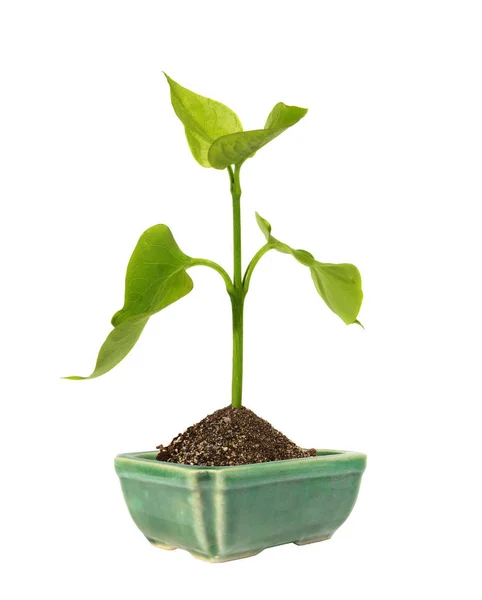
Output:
[147,539,177,551]
[189,549,264,563]
[294,534,332,546]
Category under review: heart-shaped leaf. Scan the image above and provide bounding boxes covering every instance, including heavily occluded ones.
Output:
[164,74,243,168]
[255,213,363,325]
[112,225,193,326]
[208,103,307,170]
[66,225,194,379]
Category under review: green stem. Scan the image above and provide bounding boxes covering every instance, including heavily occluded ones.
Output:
[229,165,242,288]
[231,293,244,408]
[228,164,244,408]
[190,258,234,295]
[243,243,272,294]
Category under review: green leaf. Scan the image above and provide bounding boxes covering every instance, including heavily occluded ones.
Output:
[310,263,363,325]
[208,103,308,170]
[255,212,272,240]
[67,225,194,379]
[264,103,307,129]
[164,74,243,168]
[112,225,193,326]
[65,316,148,380]
[255,213,363,325]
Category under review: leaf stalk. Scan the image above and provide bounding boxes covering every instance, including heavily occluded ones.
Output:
[190,258,234,295]
[243,243,272,293]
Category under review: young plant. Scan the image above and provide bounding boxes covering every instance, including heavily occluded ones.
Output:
[67,75,363,408]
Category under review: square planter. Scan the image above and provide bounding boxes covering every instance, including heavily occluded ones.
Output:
[114,450,366,562]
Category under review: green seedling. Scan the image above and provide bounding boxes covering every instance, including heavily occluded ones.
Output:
[67,75,363,408]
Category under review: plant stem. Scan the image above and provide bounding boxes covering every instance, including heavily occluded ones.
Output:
[230,293,244,408]
[229,165,242,289]
[228,164,244,408]
[243,243,272,293]
[190,258,234,294]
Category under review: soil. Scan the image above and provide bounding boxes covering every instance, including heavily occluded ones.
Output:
[156,406,316,466]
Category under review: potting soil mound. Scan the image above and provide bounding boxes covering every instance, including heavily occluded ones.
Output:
[156,406,316,466]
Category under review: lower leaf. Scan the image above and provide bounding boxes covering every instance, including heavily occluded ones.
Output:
[255,213,363,325]
[310,263,363,325]
[66,224,194,380]
[65,316,149,380]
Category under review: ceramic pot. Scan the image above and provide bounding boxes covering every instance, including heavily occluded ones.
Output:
[115,449,366,562]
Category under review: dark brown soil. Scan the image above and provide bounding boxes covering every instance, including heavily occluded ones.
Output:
[156,406,316,466]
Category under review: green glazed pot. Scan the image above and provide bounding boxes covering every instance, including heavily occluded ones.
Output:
[114,450,366,563]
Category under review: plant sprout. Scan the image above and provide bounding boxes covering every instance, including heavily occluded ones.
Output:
[67,75,363,408]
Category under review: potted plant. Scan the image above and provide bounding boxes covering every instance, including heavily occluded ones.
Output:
[67,74,366,562]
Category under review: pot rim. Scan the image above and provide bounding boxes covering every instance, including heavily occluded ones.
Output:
[115,449,367,474]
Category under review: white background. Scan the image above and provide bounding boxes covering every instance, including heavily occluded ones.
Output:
[1,1,481,598]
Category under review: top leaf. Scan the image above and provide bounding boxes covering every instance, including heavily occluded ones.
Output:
[255,213,363,325]
[208,103,308,170]
[164,74,243,167]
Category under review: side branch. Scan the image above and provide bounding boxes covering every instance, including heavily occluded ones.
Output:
[242,244,272,294]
